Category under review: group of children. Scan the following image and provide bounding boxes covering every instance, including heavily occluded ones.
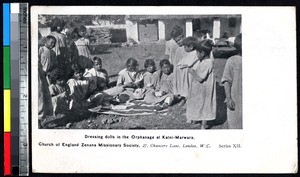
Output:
[38,20,242,129]
[164,25,242,129]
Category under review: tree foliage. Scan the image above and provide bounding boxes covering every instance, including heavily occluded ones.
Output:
[38,15,125,28]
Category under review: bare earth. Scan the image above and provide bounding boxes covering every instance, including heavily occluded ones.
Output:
[40,43,228,129]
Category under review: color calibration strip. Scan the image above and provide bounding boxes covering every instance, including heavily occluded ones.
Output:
[3,3,12,176]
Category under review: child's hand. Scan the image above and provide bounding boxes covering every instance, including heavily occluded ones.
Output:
[226,98,235,110]
[179,64,189,69]
[146,83,153,88]
[154,91,163,97]
[61,92,67,98]
[187,68,194,74]
[161,91,167,96]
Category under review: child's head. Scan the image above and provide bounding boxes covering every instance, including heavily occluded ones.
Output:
[49,69,65,85]
[92,57,102,71]
[51,18,65,32]
[126,58,139,72]
[70,27,79,39]
[144,59,156,73]
[170,25,184,43]
[44,35,57,49]
[159,59,172,75]
[194,40,213,59]
[234,33,242,54]
[78,25,87,37]
[182,36,198,52]
[71,64,84,80]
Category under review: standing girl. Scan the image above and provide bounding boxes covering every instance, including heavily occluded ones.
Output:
[50,18,69,77]
[186,40,216,129]
[165,25,184,65]
[221,33,242,129]
[38,35,57,84]
[70,25,93,70]
[173,36,199,104]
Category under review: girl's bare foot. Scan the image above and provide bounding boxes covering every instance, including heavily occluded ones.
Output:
[201,121,209,129]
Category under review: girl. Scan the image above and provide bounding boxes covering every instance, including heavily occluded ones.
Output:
[48,69,70,116]
[84,57,110,105]
[49,18,69,77]
[173,38,188,67]
[116,58,142,89]
[38,35,57,84]
[165,25,184,65]
[38,52,53,120]
[39,35,57,73]
[67,64,91,110]
[102,58,143,101]
[221,33,242,129]
[84,56,109,93]
[144,59,175,108]
[186,40,216,129]
[142,59,159,89]
[173,36,199,103]
[70,25,93,70]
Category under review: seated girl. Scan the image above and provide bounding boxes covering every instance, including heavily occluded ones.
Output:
[144,59,175,109]
[67,64,91,110]
[84,56,109,93]
[141,58,159,90]
[103,58,143,99]
[48,69,70,116]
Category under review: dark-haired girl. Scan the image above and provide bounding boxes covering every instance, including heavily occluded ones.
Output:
[221,33,242,129]
[186,40,216,129]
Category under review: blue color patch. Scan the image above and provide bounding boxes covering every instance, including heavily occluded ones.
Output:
[3,3,10,46]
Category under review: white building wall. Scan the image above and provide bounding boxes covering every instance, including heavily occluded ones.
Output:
[125,20,139,43]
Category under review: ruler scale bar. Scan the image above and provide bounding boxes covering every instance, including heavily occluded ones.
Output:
[19,3,29,176]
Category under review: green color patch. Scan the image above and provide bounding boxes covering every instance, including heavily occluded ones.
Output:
[3,47,10,89]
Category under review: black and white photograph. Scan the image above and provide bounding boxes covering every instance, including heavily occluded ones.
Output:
[30,6,297,174]
[37,14,242,130]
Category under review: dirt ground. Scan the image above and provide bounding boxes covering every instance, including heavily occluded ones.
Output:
[40,43,229,130]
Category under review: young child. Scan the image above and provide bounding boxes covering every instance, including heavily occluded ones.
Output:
[67,64,91,110]
[142,59,159,90]
[144,59,175,108]
[186,40,216,129]
[38,55,53,120]
[39,35,57,73]
[84,56,109,93]
[99,58,142,103]
[50,18,68,76]
[173,38,188,67]
[70,25,93,70]
[173,36,199,102]
[221,33,242,129]
[48,69,70,116]
[38,35,57,84]
[116,58,142,89]
[165,25,184,65]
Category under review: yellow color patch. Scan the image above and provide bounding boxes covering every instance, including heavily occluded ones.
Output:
[4,90,11,132]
